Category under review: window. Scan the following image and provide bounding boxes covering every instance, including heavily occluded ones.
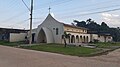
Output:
[56,28,59,35]
[108,37,111,39]
[53,28,55,30]
[98,35,100,38]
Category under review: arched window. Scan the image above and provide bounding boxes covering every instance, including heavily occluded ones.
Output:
[56,28,59,35]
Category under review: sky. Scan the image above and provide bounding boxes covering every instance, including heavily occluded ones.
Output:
[0,0,120,29]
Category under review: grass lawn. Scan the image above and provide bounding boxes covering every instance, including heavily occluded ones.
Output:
[95,42,120,49]
[20,43,102,57]
[0,41,120,57]
[0,41,24,47]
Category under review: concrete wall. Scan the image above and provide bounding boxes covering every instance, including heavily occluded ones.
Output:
[9,33,27,42]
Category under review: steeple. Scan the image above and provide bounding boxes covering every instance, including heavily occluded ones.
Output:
[48,6,51,14]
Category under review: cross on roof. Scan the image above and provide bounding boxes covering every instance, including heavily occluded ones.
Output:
[49,6,51,13]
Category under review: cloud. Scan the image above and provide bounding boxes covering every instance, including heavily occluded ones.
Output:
[101,13,120,27]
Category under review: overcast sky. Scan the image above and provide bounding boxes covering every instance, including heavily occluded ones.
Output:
[0,0,120,29]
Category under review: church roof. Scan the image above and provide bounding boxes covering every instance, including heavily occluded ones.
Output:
[46,14,88,30]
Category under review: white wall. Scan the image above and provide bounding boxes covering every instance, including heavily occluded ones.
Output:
[106,36,113,42]
[91,34,113,42]
[9,33,27,42]
[91,34,98,42]
[98,36,105,42]
[35,14,64,43]
[98,36,113,42]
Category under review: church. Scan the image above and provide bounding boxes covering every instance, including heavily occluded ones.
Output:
[32,13,113,44]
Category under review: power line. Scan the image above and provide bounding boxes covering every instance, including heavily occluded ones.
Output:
[33,0,120,18]
[57,7,120,19]
[0,11,27,23]
[14,18,29,24]
[34,0,73,11]
[8,18,29,27]
[5,18,29,29]
[33,5,120,20]
[0,0,22,13]
[51,0,118,12]
[0,0,29,24]
[56,4,120,15]
[80,0,118,10]
[22,0,30,11]
[80,7,120,16]
[1,0,120,28]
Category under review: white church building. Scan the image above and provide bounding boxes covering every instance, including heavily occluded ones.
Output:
[32,13,112,44]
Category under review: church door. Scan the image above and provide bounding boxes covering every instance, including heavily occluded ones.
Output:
[38,29,47,43]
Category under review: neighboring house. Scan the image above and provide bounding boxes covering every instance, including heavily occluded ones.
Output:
[90,34,113,42]
[98,34,113,42]
[0,28,28,42]
[33,13,113,44]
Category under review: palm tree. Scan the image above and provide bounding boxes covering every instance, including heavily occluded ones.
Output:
[62,32,71,47]
[86,18,92,24]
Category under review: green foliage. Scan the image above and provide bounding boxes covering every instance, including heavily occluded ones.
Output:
[73,18,120,42]
[74,20,86,27]
[109,28,120,42]
[62,32,71,47]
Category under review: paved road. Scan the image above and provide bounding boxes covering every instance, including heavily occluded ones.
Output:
[0,45,120,67]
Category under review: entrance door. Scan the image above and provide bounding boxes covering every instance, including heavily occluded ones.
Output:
[38,29,47,43]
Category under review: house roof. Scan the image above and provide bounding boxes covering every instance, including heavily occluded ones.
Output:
[0,27,29,33]
[62,23,88,30]
[98,33,111,36]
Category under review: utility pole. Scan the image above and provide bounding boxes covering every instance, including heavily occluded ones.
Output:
[29,0,33,44]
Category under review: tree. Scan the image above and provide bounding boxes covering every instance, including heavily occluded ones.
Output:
[73,18,120,42]
[86,18,92,24]
[71,23,75,26]
[86,20,101,31]
[100,22,109,33]
[62,32,71,47]
[73,20,86,27]
[101,22,109,29]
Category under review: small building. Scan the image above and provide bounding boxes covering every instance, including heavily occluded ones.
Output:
[0,28,28,42]
[89,32,113,42]
[98,33,113,42]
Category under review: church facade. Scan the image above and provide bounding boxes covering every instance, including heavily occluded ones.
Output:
[33,14,112,44]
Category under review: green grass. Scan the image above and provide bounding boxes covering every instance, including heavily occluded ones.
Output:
[0,41,120,57]
[95,42,120,49]
[0,40,24,47]
[20,43,101,57]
